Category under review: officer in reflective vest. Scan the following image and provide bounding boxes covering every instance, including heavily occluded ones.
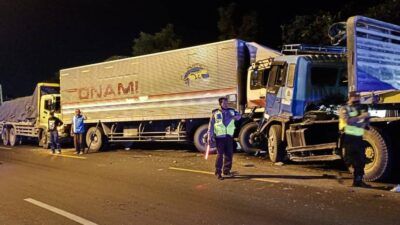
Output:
[339,92,370,187]
[208,97,241,180]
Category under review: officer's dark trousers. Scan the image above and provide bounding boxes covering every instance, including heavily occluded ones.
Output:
[343,134,366,177]
[215,136,233,174]
[74,133,84,153]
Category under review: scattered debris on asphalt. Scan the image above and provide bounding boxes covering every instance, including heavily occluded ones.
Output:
[373,194,385,198]
[243,163,255,167]
[274,162,284,166]
[390,185,400,193]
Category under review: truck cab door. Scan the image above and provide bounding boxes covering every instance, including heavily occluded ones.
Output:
[247,68,270,108]
[39,95,53,128]
[266,61,287,116]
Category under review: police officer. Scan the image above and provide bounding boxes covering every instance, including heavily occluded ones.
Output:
[208,97,241,180]
[339,92,370,187]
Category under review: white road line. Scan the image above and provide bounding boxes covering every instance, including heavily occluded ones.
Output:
[0,146,12,150]
[24,198,98,225]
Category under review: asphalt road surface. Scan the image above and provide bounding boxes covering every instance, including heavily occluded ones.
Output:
[0,144,399,225]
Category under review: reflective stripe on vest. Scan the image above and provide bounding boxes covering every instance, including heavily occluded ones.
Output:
[214,110,236,137]
[343,106,364,136]
[344,126,364,136]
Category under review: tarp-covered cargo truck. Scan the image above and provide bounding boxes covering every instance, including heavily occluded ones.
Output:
[0,83,62,147]
[59,39,280,152]
[245,16,400,181]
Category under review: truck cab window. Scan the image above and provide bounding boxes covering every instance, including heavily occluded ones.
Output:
[250,69,270,90]
[267,64,287,88]
[310,67,338,86]
[287,64,296,88]
[44,99,52,111]
[54,97,61,113]
[276,66,287,86]
[309,66,347,106]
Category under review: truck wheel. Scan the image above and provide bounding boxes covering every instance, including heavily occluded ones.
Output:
[2,128,9,146]
[193,124,215,154]
[9,128,18,147]
[362,127,392,181]
[86,126,106,153]
[40,130,49,149]
[267,125,284,163]
[239,122,261,154]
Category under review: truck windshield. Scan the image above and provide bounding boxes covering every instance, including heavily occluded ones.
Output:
[250,69,270,90]
[308,66,347,107]
[310,67,338,86]
[41,86,60,96]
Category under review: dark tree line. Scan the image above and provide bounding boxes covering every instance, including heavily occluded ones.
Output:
[281,0,400,45]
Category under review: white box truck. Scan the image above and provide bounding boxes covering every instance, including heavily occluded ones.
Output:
[59,39,280,152]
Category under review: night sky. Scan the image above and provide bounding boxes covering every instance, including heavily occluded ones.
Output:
[0,0,353,98]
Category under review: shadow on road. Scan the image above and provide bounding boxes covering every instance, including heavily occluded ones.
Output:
[226,174,394,190]
[227,173,345,180]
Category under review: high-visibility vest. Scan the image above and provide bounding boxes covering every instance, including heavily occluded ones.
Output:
[339,106,365,136]
[213,110,236,137]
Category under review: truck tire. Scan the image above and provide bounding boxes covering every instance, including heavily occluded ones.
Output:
[86,126,106,153]
[2,128,9,146]
[193,124,215,153]
[9,128,18,147]
[267,125,284,163]
[239,122,261,154]
[40,130,49,149]
[361,127,392,181]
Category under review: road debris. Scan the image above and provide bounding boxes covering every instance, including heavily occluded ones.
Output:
[243,163,255,167]
[390,185,400,193]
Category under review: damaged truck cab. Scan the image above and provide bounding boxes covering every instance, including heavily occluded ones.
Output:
[254,16,400,181]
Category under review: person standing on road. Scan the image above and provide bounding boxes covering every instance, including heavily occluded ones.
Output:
[71,109,87,155]
[339,92,370,187]
[48,111,63,154]
[208,97,241,180]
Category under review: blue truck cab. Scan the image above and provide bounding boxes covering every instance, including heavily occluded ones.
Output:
[265,54,347,119]
[250,16,400,182]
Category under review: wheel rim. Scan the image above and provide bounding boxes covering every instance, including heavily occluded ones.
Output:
[88,130,98,149]
[248,130,260,147]
[201,131,208,147]
[268,135,275,155]
[363,141,377,172]
[9,128,16,145]
[91,131,100,147]
[41,130,48,147]
[2,130,8,145]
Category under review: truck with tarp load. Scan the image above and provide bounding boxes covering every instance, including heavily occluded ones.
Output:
[242,16,400,181]
[0,83,61,147]
[48,39,278,152]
